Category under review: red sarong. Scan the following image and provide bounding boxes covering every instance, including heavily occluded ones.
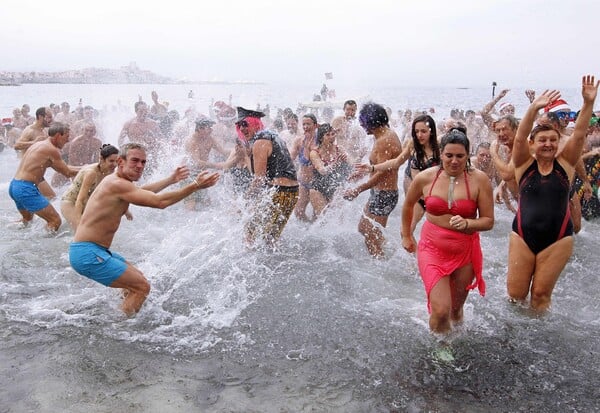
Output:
[417,220,486,312]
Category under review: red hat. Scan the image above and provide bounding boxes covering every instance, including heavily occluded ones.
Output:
[544,99,570,113]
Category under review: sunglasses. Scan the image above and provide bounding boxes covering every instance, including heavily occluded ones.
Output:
[237,120,249,128]
[555,111,577,121]
[590,117,600,127]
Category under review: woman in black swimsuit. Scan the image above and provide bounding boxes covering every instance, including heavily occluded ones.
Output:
[507,75,598,312]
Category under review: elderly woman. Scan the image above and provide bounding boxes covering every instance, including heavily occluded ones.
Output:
[61,144,123,231]
[308,123,351,217]
[507,75,598,312]
[401,128,494,334]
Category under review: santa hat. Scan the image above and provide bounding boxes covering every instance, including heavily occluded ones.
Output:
[544,99,570,113]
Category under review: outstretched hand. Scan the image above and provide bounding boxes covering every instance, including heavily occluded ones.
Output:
[581,75,599,103]
[531,89,561,111]
[193,171,220,189]
[525,89,536,103]
[171,166,190,183]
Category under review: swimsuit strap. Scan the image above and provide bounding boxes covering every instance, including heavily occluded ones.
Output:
[428,168,444,196]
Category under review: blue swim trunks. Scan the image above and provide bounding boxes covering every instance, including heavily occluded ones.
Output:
[69,242,127,286]
[8,179,50,213]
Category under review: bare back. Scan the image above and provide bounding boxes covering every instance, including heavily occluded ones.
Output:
[369,128,402,191]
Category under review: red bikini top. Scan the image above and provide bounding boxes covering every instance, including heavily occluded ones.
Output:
[425,169,477,217]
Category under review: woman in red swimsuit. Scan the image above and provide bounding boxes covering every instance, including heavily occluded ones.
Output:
[507,76,599,312]
[401,128,494,334]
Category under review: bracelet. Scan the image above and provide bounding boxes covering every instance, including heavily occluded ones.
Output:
[371,165,375,173]
[464,219,469,230]
[192,178,200,188]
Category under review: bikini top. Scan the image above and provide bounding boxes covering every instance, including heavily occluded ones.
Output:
[425,168,477,217]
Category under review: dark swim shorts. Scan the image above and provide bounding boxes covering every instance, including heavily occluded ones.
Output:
[367,189,399,217]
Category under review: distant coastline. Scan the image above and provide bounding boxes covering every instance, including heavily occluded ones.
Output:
[0,62,264,86]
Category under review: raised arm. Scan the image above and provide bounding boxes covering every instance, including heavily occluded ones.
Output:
[561,75,599,166]
[512,89,561,169]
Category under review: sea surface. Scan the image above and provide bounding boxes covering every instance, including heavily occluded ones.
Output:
[1,83,599,412]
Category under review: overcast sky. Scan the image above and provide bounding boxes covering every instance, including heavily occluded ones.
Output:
[2,0,597,88]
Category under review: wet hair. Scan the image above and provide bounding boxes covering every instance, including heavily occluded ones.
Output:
[538,112,561,130]
[100,144,119,160]
[119,142,146,159]
[343,100,357,108]
[440,128,471,169]
[48,122,69,136]
[411,115,440,167]
[529,124,560,141]
[359,102,389,131]
[134,101,147,112]
[272,118,284,132]
[282,107,295,120]
[316,123,334,145]
[286,113,298,122]
[35,107,47,119]
[476,141,491,152]
[303,113,318,125]
[497,115,519,131]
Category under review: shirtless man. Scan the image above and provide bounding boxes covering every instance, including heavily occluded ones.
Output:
[490,115,520,212]
[185,119,230,169]
[14,107,53,153]
[69,143,219,316]
[54,102,75,126]
[118,101,163,156]
[12,107,29,129]
[343,103,402,257]
[150,90,168,119]
[21,104,35,126]
[68,122,103,165]
[183,118,230,209]
[14,107,56,199]
[279,113,301,149]
[471,142,499,184]
[8,122,80,231]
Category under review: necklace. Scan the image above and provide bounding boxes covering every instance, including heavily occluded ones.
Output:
[448,175,457,209]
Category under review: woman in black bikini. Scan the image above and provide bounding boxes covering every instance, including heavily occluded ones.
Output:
[507,75,599,312]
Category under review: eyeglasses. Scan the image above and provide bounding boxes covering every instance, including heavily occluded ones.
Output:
[555,111,577,121]
[237,120,249,128]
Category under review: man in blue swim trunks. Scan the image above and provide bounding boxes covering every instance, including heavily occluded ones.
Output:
[9,122,81,231]
[69,143,220,316]
[344,103,402,257]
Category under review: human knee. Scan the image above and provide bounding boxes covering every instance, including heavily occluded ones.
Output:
[507,281,529,301]
[530,289,551,309]
[430,305,451,325]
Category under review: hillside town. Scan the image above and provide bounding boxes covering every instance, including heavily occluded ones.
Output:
[2,62,193,85]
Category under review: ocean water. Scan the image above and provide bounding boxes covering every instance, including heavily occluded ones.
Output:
[1,83,599,412]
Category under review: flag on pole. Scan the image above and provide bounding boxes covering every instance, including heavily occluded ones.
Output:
[325,72,333,80]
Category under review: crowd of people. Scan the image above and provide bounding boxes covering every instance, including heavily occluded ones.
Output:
[2,77,600,336]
